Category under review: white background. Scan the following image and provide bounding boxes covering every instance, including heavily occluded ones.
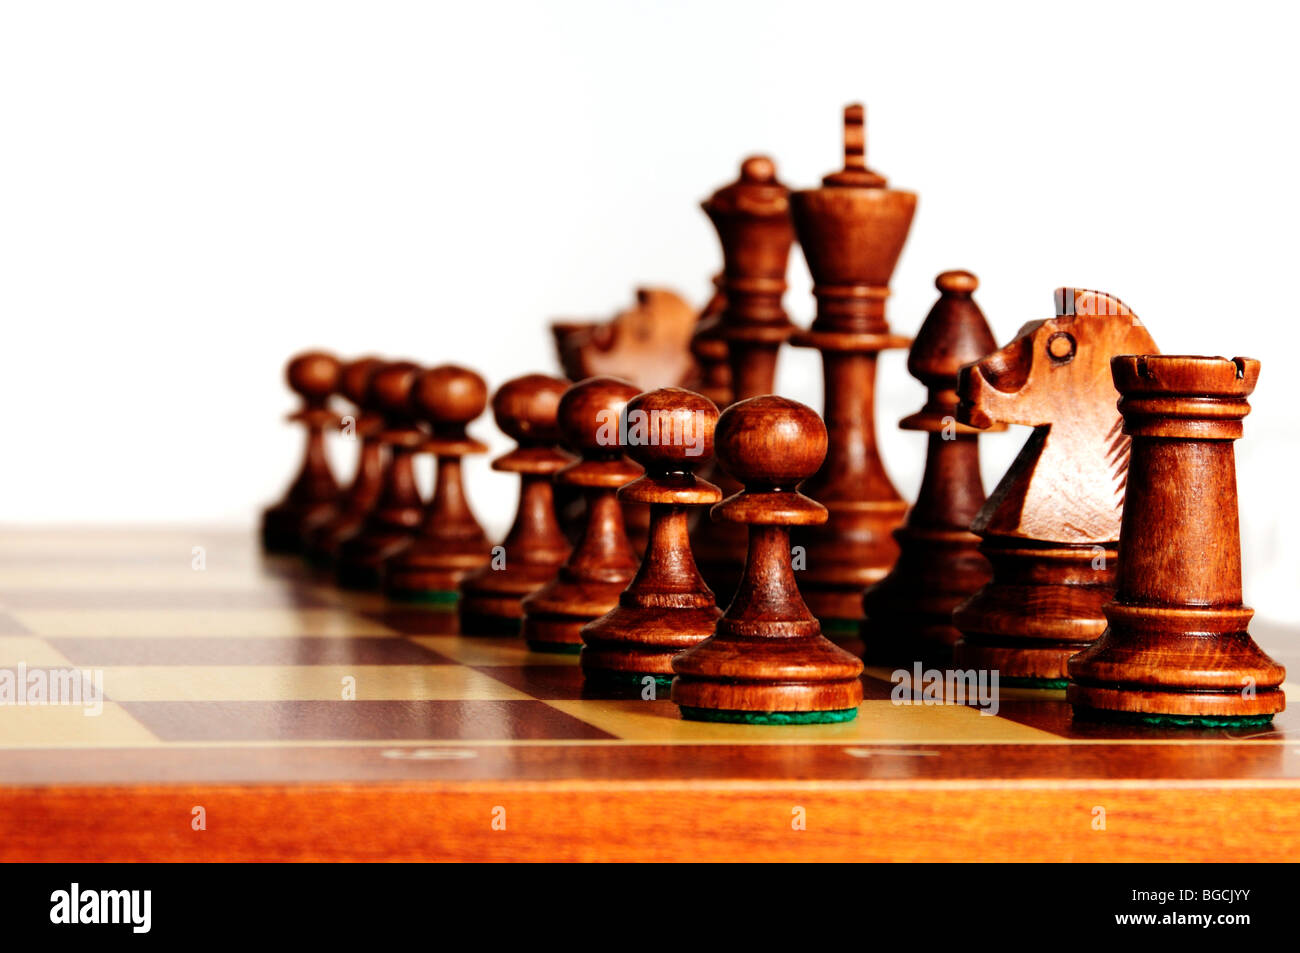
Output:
[2,1,1297,621]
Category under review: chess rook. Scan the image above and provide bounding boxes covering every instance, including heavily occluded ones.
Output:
[458,374,573,634]
[520,377,643,653]
[304,356,387,565]
[671,396,864,723]
[384,365,493,601]
[690,155,796,604]
[580,387,723,684]
[261,351,342,554]
[789,104,916,625]
[1068,356,1286,725]
[952,289,1159,684]
[335,361,425,589]
[861,271,1001,664]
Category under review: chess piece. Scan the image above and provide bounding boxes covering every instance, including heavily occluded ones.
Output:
[690,156,796,605]
[262,351,342,554]
[671,396,864,723]
[552,288,698,391]
[335,361,425,589]
[789,104,916,627]
[303,356,387,565]
[687,274,732,408]
[580,387,723,684]
[861,271,1002,663]
[953,288,1159,684]
[520,377,643,653]
[1069,356,1286,726]
[458,375,574,634]
[384,365,493,601]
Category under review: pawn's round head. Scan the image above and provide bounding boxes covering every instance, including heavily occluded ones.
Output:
[936,270,978,295]
[410,364,488,429]
[366,361,422,419]
[622,387,718,473]
[493,374,569,445]
[714,395,827,488]
[287,351,341,402]
[340,356,384,407]
[557,376,641,456]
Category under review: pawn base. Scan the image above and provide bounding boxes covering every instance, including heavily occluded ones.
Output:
[335,529,414,591]
[679,706,858,725]
[261,502,335,555]
[458,563,563,636]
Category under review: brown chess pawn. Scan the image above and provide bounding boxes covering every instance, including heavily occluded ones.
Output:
[384,365,493,602]
[520,377,643,653]
[262,351,343,554]
[953,288,1160,684]
[458,375,574,634]
[671,396,864,724]
[303,356,387,566]
[691,155,796,606]
[580,387,723,685]
[789,104,916,627]
[335,361,425,589]
[1068,356,1286,726]
[861,272,1002,664]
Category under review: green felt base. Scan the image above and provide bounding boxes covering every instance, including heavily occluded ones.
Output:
[526,641,583,656]
[386,589,460,606]
[679,707,859,725]
[819,618,861,635]
[1001,676,1070,690]
[1077,708,1276,729]
[585,670,674,690]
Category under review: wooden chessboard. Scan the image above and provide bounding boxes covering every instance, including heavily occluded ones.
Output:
[2,528,1297,862]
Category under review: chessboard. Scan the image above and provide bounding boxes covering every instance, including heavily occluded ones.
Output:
[2,527,1297,862]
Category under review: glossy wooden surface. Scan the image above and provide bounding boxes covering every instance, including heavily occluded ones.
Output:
[954,288,1160,681]
[790,104,915,623]
[1069,355,1287,719]
[579,387,722,681]
[861,271,999,663]
[0,528,1296,860]
[552,288,698,392]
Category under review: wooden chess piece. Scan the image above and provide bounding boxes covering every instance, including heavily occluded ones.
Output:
[520,377,643,653]
[580,387,723,685]
[458,375,574,634]
[303,356,387,565]
[671,396,864,723]
[687,274,732,408]
[551,288,698,391]
[690,156,796,605]
[861,271,1002,664]
[384,365,493,602]
[262,351,342,554]
[952,288,1159,684]
[1068,356,1286,726]
[789,104,916,627]
[335,361,425,589]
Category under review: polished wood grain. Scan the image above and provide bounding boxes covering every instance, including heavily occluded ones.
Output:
[458,375,573,634]
[520,377,643,652]
[861,271,1000,663]
[384,365,493,600]
[335,361,425,589]
[580,387,722,682]
[1069,355,1287,720]
[261,351,342,553]
[690,155,796,605]
[671,396,865,719]
[790,104,916,624]
[953,288,1160,682]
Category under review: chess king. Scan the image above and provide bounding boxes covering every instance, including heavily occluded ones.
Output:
[788,104,916,626]
[952,288,1159,684]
